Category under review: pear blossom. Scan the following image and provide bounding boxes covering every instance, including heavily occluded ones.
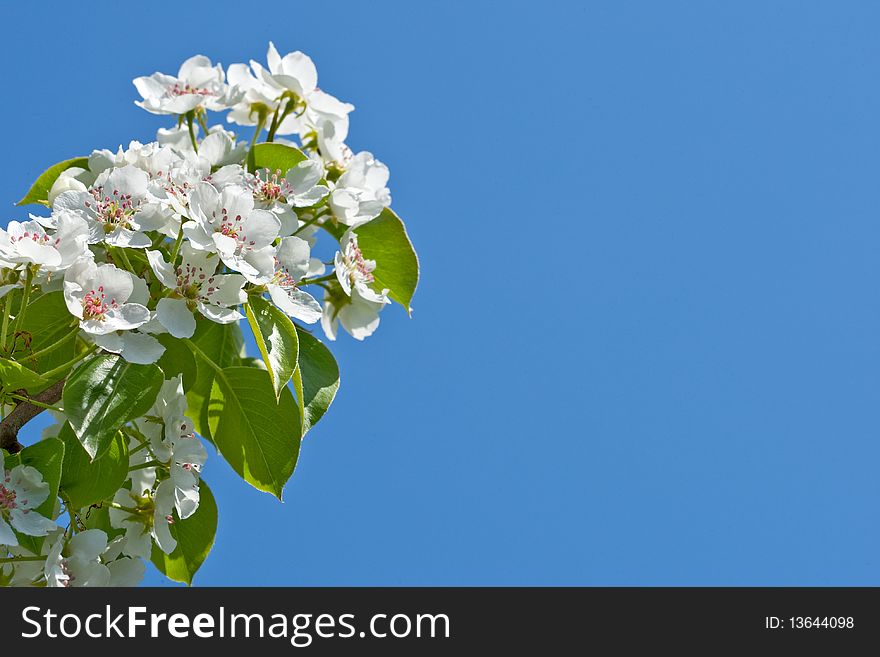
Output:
[45,529,111,588]
[134,55,242,116]
[0,219,63,269]
[267,237,322,323]
[147,244,247,337]
[63,258,151,336]
[133,377,206,520]
[334,231,387,304]
[328,152,391,227]
[321,284,389,342]
[185,181,280,283]
[108,481,177,557]
[54,165,170,248]
[244,160,328,235]
[0,43,416,588]
[226,61,297,134]
[0,450,57,546]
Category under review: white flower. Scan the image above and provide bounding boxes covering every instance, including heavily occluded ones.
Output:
[138,377,206,520]
[334,231,387,304]
[147,244,246,337]
[169,435,206,520]
[301,91,354,164]
[226,60,297,133]
[54,165,170,248]
[0,219,62,269]
[244,160,328,236]
[321,285,388,342]
[267,237,322,323]
[328,152,391,227]
[108,482,177,557]
[63,258,151,336]
[45,529,110,588]
[108,489,153,559]
[0,450,57,546]
[152,479,178,554]
[228,43,354,152]
[133,55,242,116]
[185,182,280,283]
[262,42,318,100]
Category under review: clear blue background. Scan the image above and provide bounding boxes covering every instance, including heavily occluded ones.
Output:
[2,1,879,585]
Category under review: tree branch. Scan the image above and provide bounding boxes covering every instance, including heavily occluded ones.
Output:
[0,379,65,454]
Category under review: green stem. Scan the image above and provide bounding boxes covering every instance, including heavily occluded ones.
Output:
[184,339,227,382]
[113,248,137,275]
[249,116,267,150]
[300,273,337,286]
[267,98,297,142]
[41,343,98,383]
[0,293,11,351]
[266,104,281,143]
[0,556,46,564]
[293,215,324,236]
[196,110,210,137]
[9,268,33,349]
[170,223,186,262]
[7,393,63,413]
[129,459,163,472]
[108,502,144,515]
[22,331,76,364]
[186,111,199,152]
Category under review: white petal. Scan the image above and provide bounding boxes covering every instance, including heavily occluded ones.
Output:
[68,529,108,561]
[119,332,165,365]
[107,557,145,587]
[146,250,177,288]
[0,517,18,546]
[156,298,196,338]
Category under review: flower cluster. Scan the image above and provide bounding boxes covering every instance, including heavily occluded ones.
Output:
[1,44,417,587]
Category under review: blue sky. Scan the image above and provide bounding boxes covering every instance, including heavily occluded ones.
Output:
[3,1,880,585]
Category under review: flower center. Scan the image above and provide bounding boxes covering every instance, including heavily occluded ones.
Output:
[175,263,218,301]
[85,187,141,230]
[0,482,17,510]
[270,266,298,289]
[82,285,117,320]
[168,82,214,97]
[248,169,290,204]
[344,240,374,284]
[9,231,53,246]
[212,208,257,255]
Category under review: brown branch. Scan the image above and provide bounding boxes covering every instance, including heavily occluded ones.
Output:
[0,379,65,454]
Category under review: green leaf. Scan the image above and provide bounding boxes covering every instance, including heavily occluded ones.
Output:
[354,208,420,313]
[207,367,301,499]
[12,438,65,553]
[17,438,65,521]
[17,157,89,206]
[244,296,298,399]
[185,319,245,439]
[63,354,163,460]
[14,291,78,376]
[157,334,198,392]
[58,422,129,509]
[151,480,218,586]
[295,327,340,435]
[0,357,47,392]
[250,143,308,175]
